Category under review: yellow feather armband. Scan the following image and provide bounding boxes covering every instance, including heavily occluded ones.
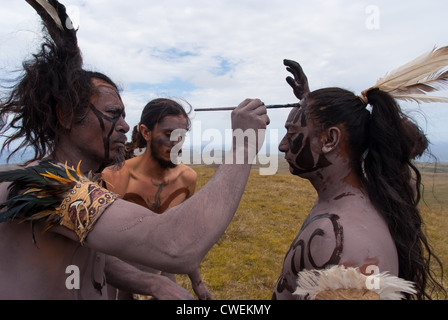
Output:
[57,177,117,243]
[0,161,117,243]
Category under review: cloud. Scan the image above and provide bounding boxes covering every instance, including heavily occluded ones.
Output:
[1,0,448,160]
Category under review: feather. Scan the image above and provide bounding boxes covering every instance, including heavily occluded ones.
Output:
[294,265,416,300]
[32,0,64,30]
[363,46,448,104]
[26,0,79,59]
[0,160,93,223]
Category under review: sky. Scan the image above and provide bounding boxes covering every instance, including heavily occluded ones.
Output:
[1,0,448,161]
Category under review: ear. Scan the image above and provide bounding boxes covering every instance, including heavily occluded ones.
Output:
[321,127,341,153]
[139,124,151,142]
[56,105,72,130]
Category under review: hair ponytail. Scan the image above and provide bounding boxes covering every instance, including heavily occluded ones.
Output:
[363,88,444,299]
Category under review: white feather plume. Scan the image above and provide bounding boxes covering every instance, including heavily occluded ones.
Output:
[362,46,448,104]
[294,265,416,300]
[34,0,64,30]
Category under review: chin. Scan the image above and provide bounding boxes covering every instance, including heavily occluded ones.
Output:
[107,148,126,169]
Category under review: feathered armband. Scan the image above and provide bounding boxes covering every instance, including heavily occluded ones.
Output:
[0,161,117,243]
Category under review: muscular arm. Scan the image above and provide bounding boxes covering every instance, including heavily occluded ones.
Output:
[188,269,212,300]
[105,256,195,300]
[56,99,268,274]
[89,163,251,273]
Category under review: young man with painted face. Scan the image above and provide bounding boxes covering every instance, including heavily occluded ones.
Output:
[273,59,445,300]
[102,99,212,300]
[0,0,269,299]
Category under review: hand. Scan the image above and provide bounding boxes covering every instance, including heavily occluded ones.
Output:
[150,275,195,300]
[230,99,270,162]
[192,280,213,300]
[284,59,310,100]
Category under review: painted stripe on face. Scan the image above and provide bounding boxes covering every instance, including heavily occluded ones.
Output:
[294,137,315,170]
[287,100,332,175]
[89,104,121,160]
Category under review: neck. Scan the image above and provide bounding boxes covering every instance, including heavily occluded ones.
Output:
[50,149,102,174]
[135,149,172,180]
[308,161,363,202]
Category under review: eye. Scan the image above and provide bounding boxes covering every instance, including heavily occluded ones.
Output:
[107,108,125,119]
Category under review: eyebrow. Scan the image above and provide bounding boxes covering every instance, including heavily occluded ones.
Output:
[94,85,122,99]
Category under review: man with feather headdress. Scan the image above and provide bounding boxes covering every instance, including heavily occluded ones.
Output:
[273,54,448,300]
[0,0,269,299]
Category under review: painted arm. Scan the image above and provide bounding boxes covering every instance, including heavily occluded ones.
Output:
[58,99,268,273]
[105,255,195,300]
[188,269,212,300]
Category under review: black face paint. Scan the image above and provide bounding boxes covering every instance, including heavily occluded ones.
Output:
[286,107,300,123]
[290,133,304,154]
[286,98,333,175]
[294,137,315,170]
[89,104,122,160]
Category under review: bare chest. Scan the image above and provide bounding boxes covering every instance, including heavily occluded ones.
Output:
[122,178,190,213]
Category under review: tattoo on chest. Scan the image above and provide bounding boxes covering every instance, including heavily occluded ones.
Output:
[146,179,169,212]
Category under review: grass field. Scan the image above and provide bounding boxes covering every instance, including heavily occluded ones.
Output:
[177,159,448,300]
[1,161,446,299]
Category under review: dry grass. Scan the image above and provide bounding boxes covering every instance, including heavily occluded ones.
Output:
[177,160,448,300]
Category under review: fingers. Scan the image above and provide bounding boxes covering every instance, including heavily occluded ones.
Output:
[284,59,304,73]
[246,99,270,125]
[284,59,310,100]
[237,98,264,110]
[286,76,297,88]
[232,98,270,129]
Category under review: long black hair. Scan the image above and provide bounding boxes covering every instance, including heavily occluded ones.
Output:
[306,87,446,299]
[0,0,118,165]
[124,98,191,158]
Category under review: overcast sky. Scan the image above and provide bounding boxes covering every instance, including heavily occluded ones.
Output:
[1,0,448,160]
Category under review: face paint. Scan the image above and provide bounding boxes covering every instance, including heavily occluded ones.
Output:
[88,83,127,164]
[280,99,332,175]
[294,137,315,171]
[89,103,123,160]
[148,115,188,169]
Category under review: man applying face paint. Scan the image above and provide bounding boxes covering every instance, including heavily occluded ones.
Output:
[0,0,269,300]
[88,80,128,168]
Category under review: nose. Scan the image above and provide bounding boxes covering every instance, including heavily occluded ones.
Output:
[278,135,289,153]
[116,116,130,134]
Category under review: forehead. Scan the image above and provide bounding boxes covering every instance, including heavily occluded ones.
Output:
[155,115,188,131]
[286,107,302,124]
[285,99,309,126]
[90,79,123,106]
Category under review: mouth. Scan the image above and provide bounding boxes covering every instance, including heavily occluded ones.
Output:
[113,137,127,146]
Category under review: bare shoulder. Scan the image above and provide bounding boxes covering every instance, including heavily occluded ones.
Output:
[298,204,398,276]
[176,164,197,184]
[338,209,399,275]
[101,162,131,193]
